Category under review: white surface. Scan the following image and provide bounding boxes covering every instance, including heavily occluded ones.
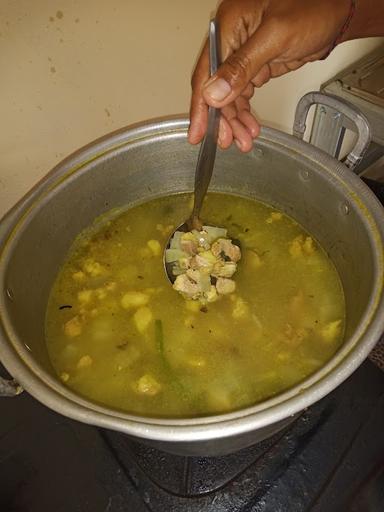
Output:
[0,0,383,217]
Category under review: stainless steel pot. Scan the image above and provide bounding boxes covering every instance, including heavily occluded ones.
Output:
[1,93,384,456]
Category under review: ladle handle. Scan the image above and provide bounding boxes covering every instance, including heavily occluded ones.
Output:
[190,19,221,228]
[293,91,371,172]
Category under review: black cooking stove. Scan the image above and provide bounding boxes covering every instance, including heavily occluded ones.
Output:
[1,179,384,512]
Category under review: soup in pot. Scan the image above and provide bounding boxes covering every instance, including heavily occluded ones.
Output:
[45,193,345,417]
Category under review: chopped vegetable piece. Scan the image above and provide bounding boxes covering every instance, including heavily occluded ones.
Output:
[133,306,153,333]
[232,296,249,319]
[266,212,283,224]
[72,271,86,282]
[78,289,92,304]
[289,235,316,258]
[165,248,187,263]
[135,374,161,396]
[64,316,82,337]
[203,225,228,243]
[147,239,161,256]
[121,291,149,309]
[77,355,93,368]
[321,319,342,342]
[83,259,105,276]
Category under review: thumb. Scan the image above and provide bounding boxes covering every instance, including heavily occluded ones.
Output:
[202,28,278,108]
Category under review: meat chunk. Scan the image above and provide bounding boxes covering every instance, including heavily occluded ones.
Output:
[180,238,198,256]
[212,261,237,278]
[211,238,241,263]
[216,277,236,295]
[173,273,200,299]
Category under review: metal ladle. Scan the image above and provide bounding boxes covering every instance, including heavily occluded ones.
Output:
[164,18,221,283]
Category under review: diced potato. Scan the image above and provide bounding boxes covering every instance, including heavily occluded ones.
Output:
[83,259,105,276]
[289,235,316,258]
[283,323,308,345]
[78,289,93,304]
[77,355,93,368]
[147,239,161,256]
[106,281,117,291]
[216,277,236,295]
[289,236,304,258]
[133,306,153,333]
[198,250,217,265]
[205,285,218,303]
[96,288,107,300]
[266,212,283,224]
[60,372,70,382]
[121,291,149,310]
[181,232,197,242]
[232,297,249,319]
[303,237,315,255]
[72,271,86,282]
[135,374,161,396]
[64,316,82,337]
[321,319,342,343]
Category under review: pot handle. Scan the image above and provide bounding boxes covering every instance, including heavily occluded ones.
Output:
[0,375,23,397]
[293,91,371,172]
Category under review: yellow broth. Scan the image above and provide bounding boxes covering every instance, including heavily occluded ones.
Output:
[45,193,345,417]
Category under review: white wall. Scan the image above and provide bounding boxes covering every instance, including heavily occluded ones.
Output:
[0,0,383,216]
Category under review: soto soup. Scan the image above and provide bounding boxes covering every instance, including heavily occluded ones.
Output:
[45,193,345,417]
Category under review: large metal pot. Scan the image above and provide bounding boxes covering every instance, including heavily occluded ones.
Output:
[1,93,384,456]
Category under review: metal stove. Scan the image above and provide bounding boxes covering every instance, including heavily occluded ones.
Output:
[1,355,383,512]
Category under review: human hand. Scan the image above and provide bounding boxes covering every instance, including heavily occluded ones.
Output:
[188,0,351,152]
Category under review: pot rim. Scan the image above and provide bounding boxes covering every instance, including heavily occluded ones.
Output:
[1,116,384,444]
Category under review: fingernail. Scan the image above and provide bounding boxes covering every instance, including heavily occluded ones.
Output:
[204,78,231,101]
[235,139,242,150]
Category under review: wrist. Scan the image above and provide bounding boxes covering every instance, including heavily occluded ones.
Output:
[331,0,356,46]
[340,0,384,42]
